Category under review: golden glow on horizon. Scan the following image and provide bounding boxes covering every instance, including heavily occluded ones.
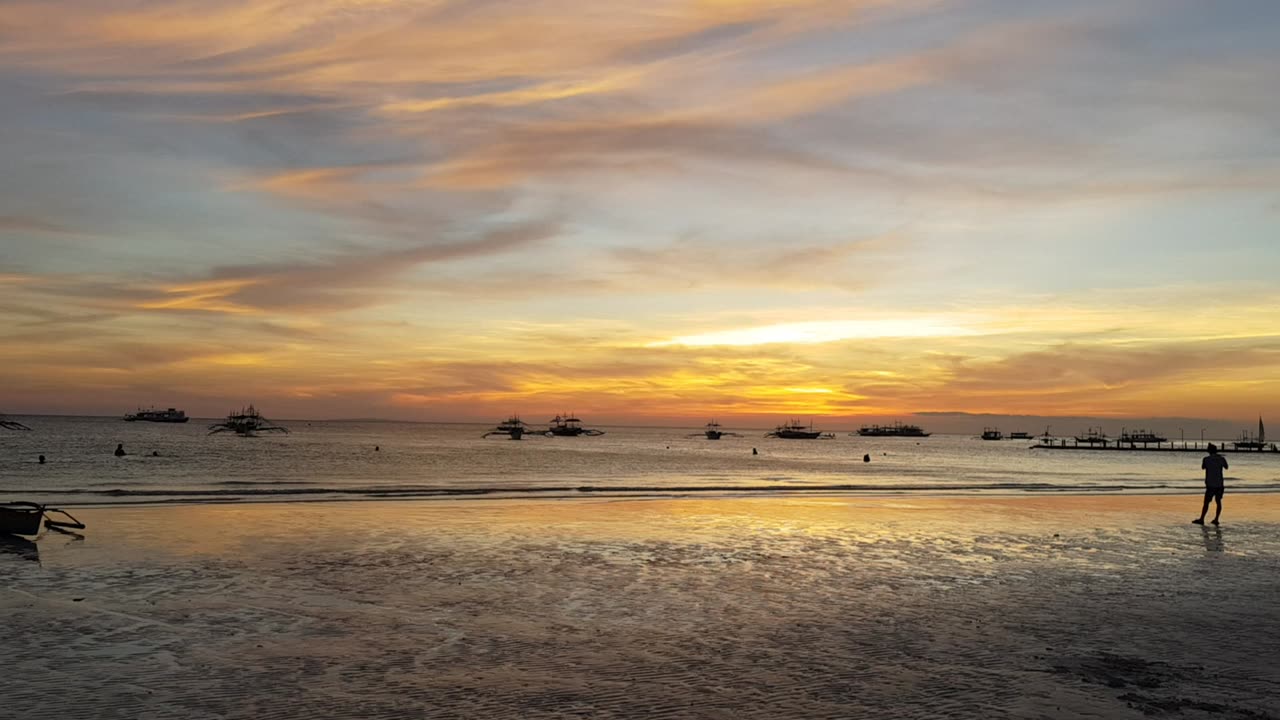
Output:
[651,318,980,347]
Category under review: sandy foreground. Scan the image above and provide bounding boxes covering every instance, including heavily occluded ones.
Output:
[3,493,1279,719]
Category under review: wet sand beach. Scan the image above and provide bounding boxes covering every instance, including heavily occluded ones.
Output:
[3,494,1279,719]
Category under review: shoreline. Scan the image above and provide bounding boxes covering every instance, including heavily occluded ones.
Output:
[21,482,1280,510]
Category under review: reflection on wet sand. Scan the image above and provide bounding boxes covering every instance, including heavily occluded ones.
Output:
[2,495,1278,718]
[0,533,39,563]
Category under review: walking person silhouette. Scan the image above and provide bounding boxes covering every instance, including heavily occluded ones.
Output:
[1193,443,1228,526]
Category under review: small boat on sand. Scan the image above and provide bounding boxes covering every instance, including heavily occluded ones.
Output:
[0,502,85,536]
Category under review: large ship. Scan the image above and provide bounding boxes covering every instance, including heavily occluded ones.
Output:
[1118,429,1167,444]
[123,407,189,423]
[765,420,825,439]
[855,421,930,437]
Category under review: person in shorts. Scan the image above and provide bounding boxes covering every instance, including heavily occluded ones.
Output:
[1193,443,1228,526]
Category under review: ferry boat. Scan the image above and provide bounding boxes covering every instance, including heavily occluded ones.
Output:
[1073,427,1109,444]
[546,414,605,437]
[854,421,930,437]
[981,427,1003,441]
[123,407,189,423]
[1118,429,1167,444]
[765,420,825,439]
[483,416,531,440]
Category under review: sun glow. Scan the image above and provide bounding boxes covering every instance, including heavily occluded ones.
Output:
[651,318,980,348]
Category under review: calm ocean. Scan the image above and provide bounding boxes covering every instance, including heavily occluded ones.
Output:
[2,416,1276,506]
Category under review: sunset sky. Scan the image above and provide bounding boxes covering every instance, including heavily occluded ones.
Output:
[2,0,1278,426]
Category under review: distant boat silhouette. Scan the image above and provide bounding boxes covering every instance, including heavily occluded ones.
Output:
[981,427,1003,441]
[484,416,531,440]
[0,414,32,431]
[1008,431,1033,440]
[208,405,289,437]
[123,407,189,423]
[1074,427,1108,444]
[689,420,741,440]
[1118,429,1167,444]
[765,419,825,439]
[854,422,930,437]
[545,414,605,437]
[1234,416,1269,450]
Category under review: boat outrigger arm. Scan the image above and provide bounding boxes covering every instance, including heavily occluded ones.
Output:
[0,502,86,535]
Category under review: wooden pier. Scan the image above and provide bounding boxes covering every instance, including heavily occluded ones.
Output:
[1030,439,1280,454]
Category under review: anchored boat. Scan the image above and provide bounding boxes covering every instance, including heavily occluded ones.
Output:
[208,405,290,437]
[1234,416,1270,450]
[123,407,189,423]
[765,420,825,439]
[546,414,605,437]
[855,422,930,437]
[981,427,1003,441]
[689,420,741,440]
[484,416,532,440]
[1074,427,1109,444]
[1118,429,1167,444]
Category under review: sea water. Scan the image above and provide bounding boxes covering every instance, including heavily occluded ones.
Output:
[1,416,1276,506]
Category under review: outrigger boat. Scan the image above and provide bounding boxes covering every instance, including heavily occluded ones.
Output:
[688,420,741,440]
[208,405,290,437]
[1,502,85,536]
[483,416,532,440]
[1074,427,1109,444]
[765,420,826,439]
[0,414,32,431]
[545,414,605,437]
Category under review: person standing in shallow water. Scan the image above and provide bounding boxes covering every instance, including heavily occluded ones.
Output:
[114,443,126,457]
[1194,443,1228,526]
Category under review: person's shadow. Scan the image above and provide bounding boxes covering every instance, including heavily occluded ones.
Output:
[1200,525,1224,553]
